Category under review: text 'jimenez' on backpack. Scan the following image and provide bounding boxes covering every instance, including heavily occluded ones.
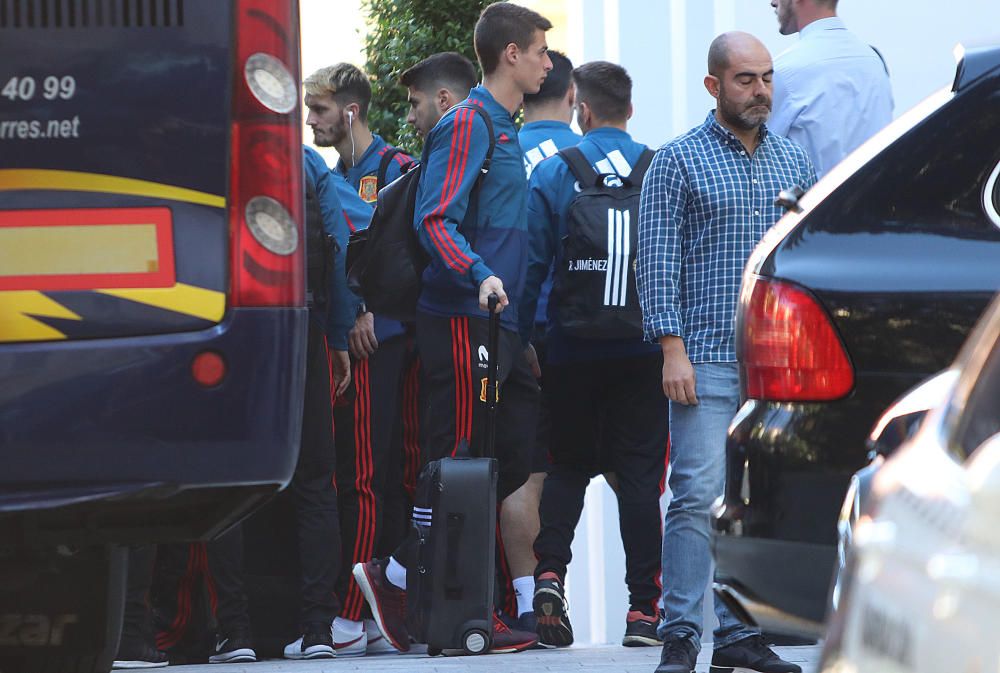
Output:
[346,105,496,322]
[552,145,655,339]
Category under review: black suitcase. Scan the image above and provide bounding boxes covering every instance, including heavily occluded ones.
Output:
[406,296,501,656]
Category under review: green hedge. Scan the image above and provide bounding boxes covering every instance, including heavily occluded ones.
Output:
[363,0,490,155]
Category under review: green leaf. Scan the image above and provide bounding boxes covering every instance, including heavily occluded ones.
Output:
[364,0,489,154]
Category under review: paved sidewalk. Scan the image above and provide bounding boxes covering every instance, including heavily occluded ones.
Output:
[167,643,822,673]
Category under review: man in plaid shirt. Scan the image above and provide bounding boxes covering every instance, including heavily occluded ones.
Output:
[636,32,816,673]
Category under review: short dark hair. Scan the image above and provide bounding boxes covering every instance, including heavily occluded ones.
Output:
[399,52,478,99]
[303,63,372,120]
[474,2,552,76]
[572,61,631,122]
[523,50,572,107]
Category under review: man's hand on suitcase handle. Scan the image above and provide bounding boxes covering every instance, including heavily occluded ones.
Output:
[479,276,507,313]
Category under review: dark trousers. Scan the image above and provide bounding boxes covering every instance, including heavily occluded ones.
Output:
[335,334,407,621]
[120,546,157,647]
[533,353,668,616]
[207,319,341,632]
[394,311,539,567]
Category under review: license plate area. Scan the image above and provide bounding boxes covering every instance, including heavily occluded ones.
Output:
[0,207,175,291]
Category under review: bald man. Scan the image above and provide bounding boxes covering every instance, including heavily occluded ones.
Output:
[637,32,815,673]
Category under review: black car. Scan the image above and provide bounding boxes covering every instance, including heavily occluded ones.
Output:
[712,41,1000,637]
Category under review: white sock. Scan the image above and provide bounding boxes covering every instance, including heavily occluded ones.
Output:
[513,575,535,617]
[333,617,363,639]
[386,556,407,590]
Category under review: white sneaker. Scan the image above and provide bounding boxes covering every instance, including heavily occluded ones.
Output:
[364,618,401,654]
[333,621,367,658]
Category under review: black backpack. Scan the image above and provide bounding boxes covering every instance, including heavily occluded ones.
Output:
[346,104,495,322]
[552,145,655,339]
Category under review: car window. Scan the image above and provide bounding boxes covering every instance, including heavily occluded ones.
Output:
[953,341,1000,460]
[815,85,1000,239]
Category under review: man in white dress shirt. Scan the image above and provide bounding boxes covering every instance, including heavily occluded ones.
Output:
[769,0,893,178]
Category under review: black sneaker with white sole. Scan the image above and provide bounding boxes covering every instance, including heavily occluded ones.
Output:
[112,640,169,669]
[283,621,336,660]
[710,634,802,673]
[532,571,573,647]
[622,610,661,647]
[208,629,257,664]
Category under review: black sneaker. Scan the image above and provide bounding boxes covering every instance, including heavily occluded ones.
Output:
[208,628,257,664]
[283,621,335,660]
[710,634,802,673]
[112,640,169,669]
[655,632,698,673]
[533,571,573,647]
[622,610,661,647]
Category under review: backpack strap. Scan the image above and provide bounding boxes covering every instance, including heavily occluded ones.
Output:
[629,148,657,184]
[376,147,403,192]
[557,146,600,187]
[452,102,496,177]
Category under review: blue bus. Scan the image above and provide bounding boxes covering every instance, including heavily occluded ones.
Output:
[0,1,306,670]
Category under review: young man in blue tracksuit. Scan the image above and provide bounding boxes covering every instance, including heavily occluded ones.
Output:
[499,49,582,630]
[520,50,581,178]
[303,65,416,656]
[353,1,554,656]
[518,62,668,649]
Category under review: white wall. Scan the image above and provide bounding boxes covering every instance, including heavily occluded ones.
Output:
[606,0,1000,149]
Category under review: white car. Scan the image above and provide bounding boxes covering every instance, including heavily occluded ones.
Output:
[821,293,1000,673]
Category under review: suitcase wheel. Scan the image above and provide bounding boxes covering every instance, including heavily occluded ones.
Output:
[462,628,490,655]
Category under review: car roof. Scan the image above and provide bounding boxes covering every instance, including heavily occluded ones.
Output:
[954,41,1000,91]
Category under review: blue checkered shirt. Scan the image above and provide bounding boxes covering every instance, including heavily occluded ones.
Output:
[637,111,816,362]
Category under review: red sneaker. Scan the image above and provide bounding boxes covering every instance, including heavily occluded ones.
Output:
[352,559,410,652]
[489,611,538,654]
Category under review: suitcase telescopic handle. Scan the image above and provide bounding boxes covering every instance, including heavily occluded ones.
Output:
[484,293,500,459]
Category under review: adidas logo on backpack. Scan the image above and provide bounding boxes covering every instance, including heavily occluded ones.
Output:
[553,146,655,339]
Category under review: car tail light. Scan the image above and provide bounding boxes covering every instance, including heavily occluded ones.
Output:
[229,0,303,307]
[741,276,854,401]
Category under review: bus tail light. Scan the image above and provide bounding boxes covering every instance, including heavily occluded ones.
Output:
[741,276,854,401]
[229,0,303,307]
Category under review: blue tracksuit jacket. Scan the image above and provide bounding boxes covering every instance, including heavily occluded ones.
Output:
[520,127,660,364]
[519,120,582,325]
[336,134,413,342]
[520,120,581,178]
[303,145,357,350]
[413,85,529,330]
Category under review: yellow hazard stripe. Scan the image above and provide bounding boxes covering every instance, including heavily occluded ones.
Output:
[0,169,225,209]
[0,291,81,342]
[97,283,226,322]
[0,284,226,343]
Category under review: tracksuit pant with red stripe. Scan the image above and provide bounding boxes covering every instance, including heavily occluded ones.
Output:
[207,319,342,633]
[394,311,539,567]
[533,352,668,617]
[334,334,410,621]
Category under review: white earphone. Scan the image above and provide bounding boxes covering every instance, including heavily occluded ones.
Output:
[347,109,354,124]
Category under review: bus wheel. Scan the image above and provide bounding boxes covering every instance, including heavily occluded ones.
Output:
[0,544,127,673]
